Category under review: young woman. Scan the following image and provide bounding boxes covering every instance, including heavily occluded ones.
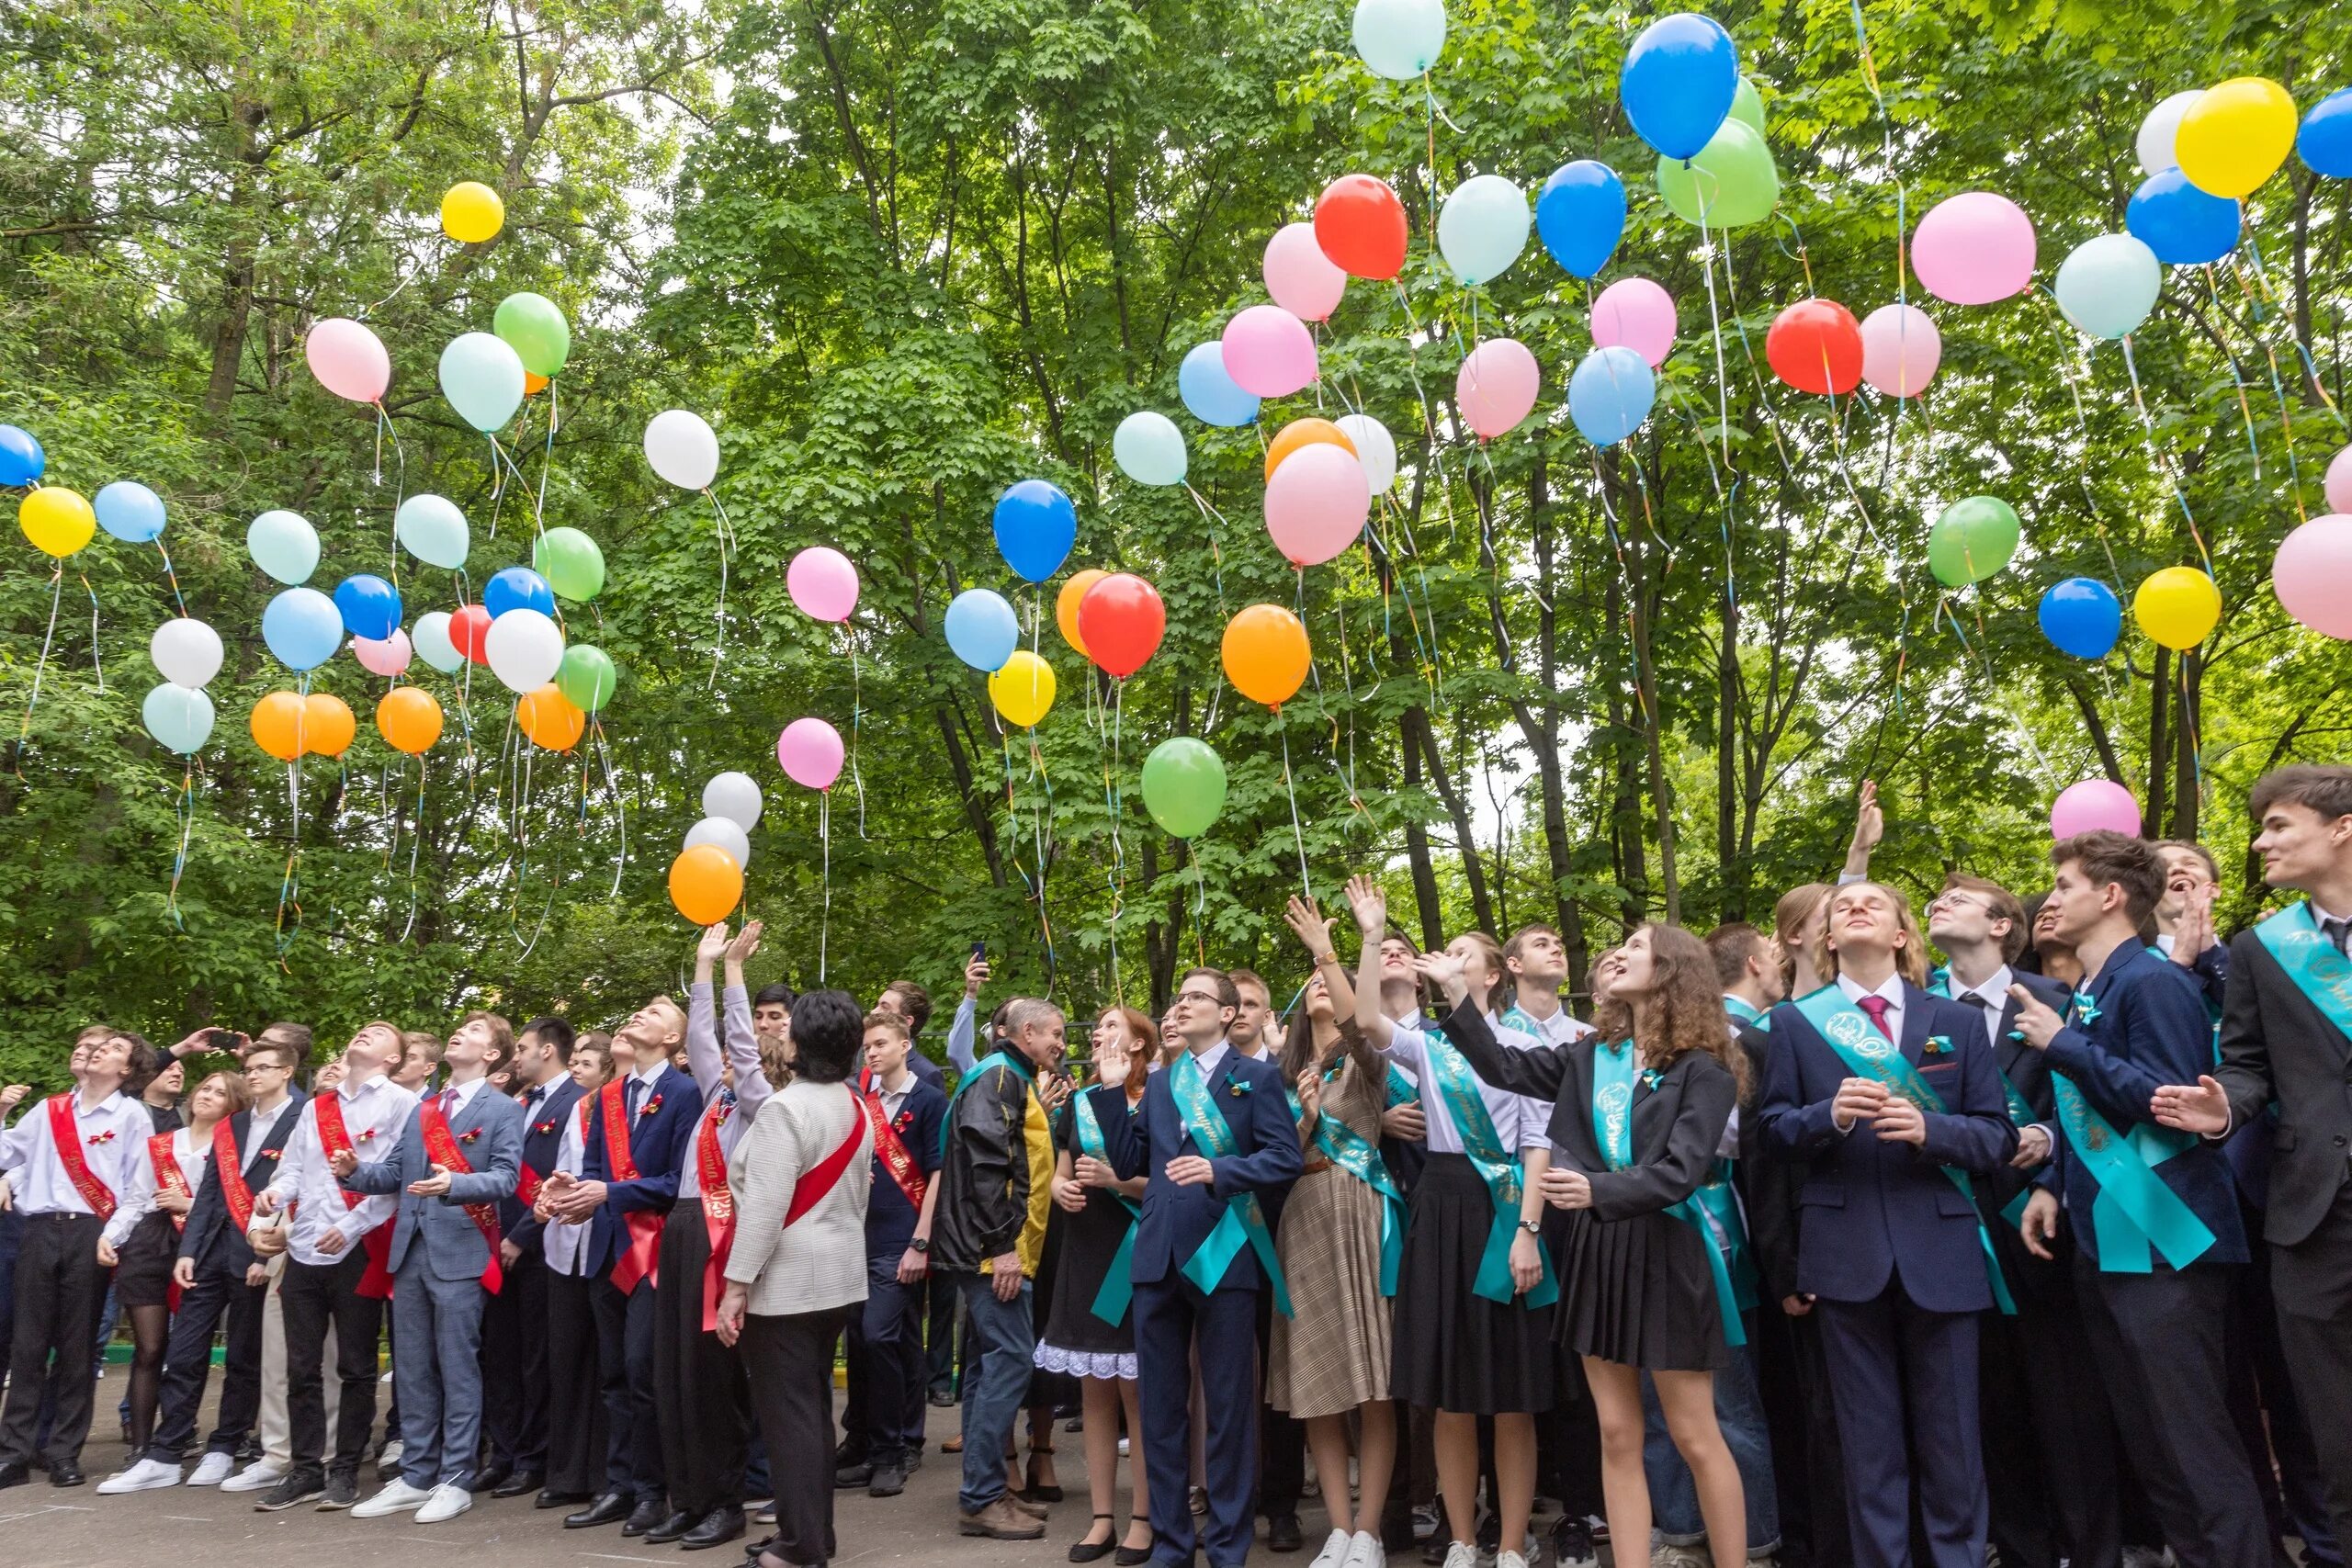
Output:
[1773,884,1832,998]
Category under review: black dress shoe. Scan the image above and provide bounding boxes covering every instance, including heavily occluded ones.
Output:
[1114,1547,1155,1566]
[474,1460,513,1494]
[644,1508,696,1544]
[867,1461,906,1498]
[492,1469,542,1499]
[537,1487,592,1509]
[0,1461,28,1490]
[50,1461,85,1488]
[680,1505,746,1551]
[623,1496,670,1537]
[1268,1514,1304,1552]
[565,1491,633,1529]
[834,1461,874,1489]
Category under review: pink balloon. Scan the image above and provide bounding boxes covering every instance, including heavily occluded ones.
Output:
[1264,223,1346,323]
[1912,192,2036,306]
[2050,778,2143,840]
[352,630,413,678]
[1590,278,1676,369]
[2325,446,2352,514]
[1455,338,1541,440]
[1858,304,1942,398]
[786,546,859,623]
[776,716,845,791]
[1221,305,1317,399]
[305,317,391,404]
[2273,514,2352,640]
[1263,443,1370,567]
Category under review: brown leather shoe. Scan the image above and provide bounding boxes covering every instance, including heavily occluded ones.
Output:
[961,1498,1047,1540]
[1008,1494,1051,1520]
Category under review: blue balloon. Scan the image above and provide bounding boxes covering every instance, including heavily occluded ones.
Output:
[95,480,167,544]
[1535,160,1627,279]
[484,565,557,620]
[141,683,215,757]
[1568,346,1657,446]
[2125,169,2239,266]
[333,574,402,641]
[1178,342,1261,428]
[1621,13,1738,161]
[2038,578,2122,660]
[944,588,1021,672]
[2301,87,2352,177]
[0,425,43,487]
[992,479,1077,584]
[262,587,345,671]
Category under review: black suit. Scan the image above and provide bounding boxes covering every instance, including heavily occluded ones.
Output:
[481,1076,582,1476]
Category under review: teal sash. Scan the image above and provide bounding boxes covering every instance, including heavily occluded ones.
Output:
[1286,1058,1408,1296]
[2051,991,2214,1274]
[1723,996,1768,1030]
[1385,1061,1419,1109]
[1591,1043,1747,1346]
[2255,902,2352,1040]
[1422,1024,1559,1308]
[1074,1091,1143,1325]
[1170,1052,1293,1316]
[1791,987,2016,1314]
[940,1049,1032,1161]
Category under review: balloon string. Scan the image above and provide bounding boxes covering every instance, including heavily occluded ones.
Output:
[819,788,832,983]
[1937,597,2063,787]
[274,754,304,962]
[2116,333,2213,577]
[2199,265,2267,483]
[516,752,571,964]
[1280,721,1310,897]
[592,716,627,899]
[1185,486,1232,729]
[16,563,65,762]
[850,634,867,838]
[705,487,734,690]
[155,541,188,617]
[1106,681,1125,1005]
[2237,238,2350,432]
[80,570,103,694]
[1188,835,1207,970]
[1697,211,1732,466]
[530,383,559,543]
[400,754,426,942]
[2210,264,2308,521]
[165,761,196,931]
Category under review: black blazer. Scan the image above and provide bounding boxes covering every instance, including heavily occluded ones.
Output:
[1733,1023,1802,1303]
[179,1089,310,1274]
[501,1076,584,1247]
[2217,925,2352,1261]
[1965,969,2073,1215]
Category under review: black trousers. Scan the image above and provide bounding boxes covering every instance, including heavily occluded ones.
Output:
[143,1260,266,1462]
[593,1269,663,1500]
[652,1203,752,1515]
[279,1248,384,1474]
[481,1244,550,1472]
[1251,1282,1304,1517]
[544,1266,607,1496]
[0,1213,107,1466]
[924,1271,959,1398]
[742,1305,851,1568]
[848,1263,926,1462]
[1750,1299,1849,1568]
[1979,1230,2120,1568]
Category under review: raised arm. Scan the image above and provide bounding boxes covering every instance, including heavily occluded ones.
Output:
[1432,988,1569,1101]
[723,921,774,1118]
[685,923,730,1100]
[946,952,989,1073]
[1346,874,1397,1048]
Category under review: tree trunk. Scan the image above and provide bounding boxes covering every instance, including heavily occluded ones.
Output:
[1397,710,1445,951]
[2169,649,2201,840]
[1405,705,1492,935]
[2145,645,2172,834]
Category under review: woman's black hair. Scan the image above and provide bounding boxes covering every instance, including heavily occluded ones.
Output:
[788,990,863,1084]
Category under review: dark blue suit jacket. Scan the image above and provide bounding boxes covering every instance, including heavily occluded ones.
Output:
[501,1077,584,1247]
[178,1089,309,1275]
[1759,981,2018,1312]
[865,1075,948,1258]
[578,1064,704,1280]
[1087,1048,1302,1291]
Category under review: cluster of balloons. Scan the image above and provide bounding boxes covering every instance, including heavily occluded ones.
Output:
[673,772,758,924]
[247,690,357,763]
[307,286,570,428]
[143,616,225,757]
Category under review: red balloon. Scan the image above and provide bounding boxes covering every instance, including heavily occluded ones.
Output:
[1075,572,1166,680]
[451,603,493,665]
[1313,175,1408,282]
[1765,299,1865,396]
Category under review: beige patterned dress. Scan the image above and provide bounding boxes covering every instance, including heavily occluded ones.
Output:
[1268,1022,1395,1417]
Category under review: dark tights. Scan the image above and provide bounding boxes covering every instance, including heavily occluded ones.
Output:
[125,1303,169,1453]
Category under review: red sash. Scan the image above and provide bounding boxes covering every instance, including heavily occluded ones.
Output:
[48,1095,117,1221]
[785,1100,868,1226]
[210,1118,257,1235]
[417,1100,504,1294]
[515,1164,544,1211]
[859,1088,929,1211]
[313,1093,394,1299]
[695,1096,738,1331]
[147,1132,191,1310]
[602,1079,663,1295]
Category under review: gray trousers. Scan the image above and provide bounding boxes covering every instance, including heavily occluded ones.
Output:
[388,1248,490,1489]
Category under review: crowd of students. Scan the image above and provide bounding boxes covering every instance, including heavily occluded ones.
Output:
[3,761,2350,1568]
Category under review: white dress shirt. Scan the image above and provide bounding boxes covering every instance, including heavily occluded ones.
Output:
[428,1075,486,1122]
[1947,964,2014,1047]
[0,1089,154,1247]
[1382,1016,1550,1158]
[260,1075,416,1267]
[545,1097,594,1276]
[1836,970,1907,1040]
[1507,999,1596,1048]
[126,1123,214,1211]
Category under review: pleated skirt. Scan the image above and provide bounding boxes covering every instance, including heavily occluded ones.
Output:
[1553,1206,1732,1371]
[1389,1153,1555,1415]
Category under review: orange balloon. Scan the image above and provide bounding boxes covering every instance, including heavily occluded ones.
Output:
[1263,418,1357,484]
[524,371,549,395]
[376,686,444,755]
[249,691,307,762]
[515,683,585,751]
[669,843,743,925]
[1057,569,1107,657]
[300,694,356,758]
[1221,604,1312,709]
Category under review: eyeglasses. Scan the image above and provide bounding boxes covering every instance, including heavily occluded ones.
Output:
[1172,989,1222,1007]
[1925,891,1993,915]
[242,1062,290,1077]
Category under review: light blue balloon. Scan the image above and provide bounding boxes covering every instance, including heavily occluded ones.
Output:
[2054,233,2162,341]
[262,586,344,671]
[1178,342,1260,428]
[246,509,319,586]
[1438,174,1531,286]
[437,331,526,434]
[95,481,166,544]
[1568,346,1656,446]
[1353,0,1446,81]
[944,588,1020,672]
[412,610,464,674]
[141,682,215,756]
[1113,412,1188,486]
[395,493,469,570]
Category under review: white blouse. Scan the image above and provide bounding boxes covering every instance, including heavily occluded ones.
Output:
[1383,1015,1553,1159]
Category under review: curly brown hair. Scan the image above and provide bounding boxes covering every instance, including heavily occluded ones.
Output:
[1592,924,1751,1103]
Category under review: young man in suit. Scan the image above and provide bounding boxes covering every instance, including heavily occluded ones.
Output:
[535,1032,616,1512]
[1758,880,2015,1568]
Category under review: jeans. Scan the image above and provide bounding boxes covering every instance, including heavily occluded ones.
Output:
[953,1271,1034,1514]
[1642,1338,1781,1552]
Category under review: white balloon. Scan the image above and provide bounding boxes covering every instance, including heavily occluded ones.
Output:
[412,610,463,674]
[645,409,719,491]
[684,816,752,870]
[482,607,562,694]
[1333,414,1399,494]
[149,616,224,689]
[702,770,764,830]
[2136,89,2203,175]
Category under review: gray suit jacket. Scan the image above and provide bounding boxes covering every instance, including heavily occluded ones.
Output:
[343,1082,524,1283]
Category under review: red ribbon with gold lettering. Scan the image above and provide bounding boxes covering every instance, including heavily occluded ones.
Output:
[695,1096,736,1331]
[210,1117,256,1235]
[313,1093,394,1299]
[147,1131,190,1312]
[48,1094,117,1221]
[859,1090,928,1212]
[601,1078,663,1294]
[417,1100,504,1294]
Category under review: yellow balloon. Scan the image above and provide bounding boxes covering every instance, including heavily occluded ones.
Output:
[2132,565,2222,651]
[18,487,95,558]
[2176,78,2297,199]
[441,181,505,244]
[989,649,1058,728]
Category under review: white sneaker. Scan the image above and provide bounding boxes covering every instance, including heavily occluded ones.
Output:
[413,1483,473,1524]
[377,1439,402,1468]
[1310,1529,1354,1568]
[96,1457,184,1495]
[349,1478,434,1517]
[1340,1530,1386,1568]
[1442,1543,1478,1568]
[185,1451,236,1486]
[1498,1550,1530,1568]
[220,1459,287,1493]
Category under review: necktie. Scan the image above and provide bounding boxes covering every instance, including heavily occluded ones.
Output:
[438,1088,457,1120]
[2324,917,2351,956]
[1857,994,1894,1042]
[626,1077,645,1118]
[1957,991,1991,1009]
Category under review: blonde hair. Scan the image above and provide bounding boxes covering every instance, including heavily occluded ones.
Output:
[1773,883,1830,991]
[1814,881,1930,989]
[1454,931,1507,1010]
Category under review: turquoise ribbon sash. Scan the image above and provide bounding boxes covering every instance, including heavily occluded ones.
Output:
[1170,1052,1293,1315]
[2051,992,2214,1273]
[1590,1043,1747,1347]
[1285,1058,1408,1296]
[1422,1025,1558,1308]
[2256,902,2352,1041]
[1723,996,1767,1030]
[1074,1091,1143,1325]
[1385,1061,1419,1109]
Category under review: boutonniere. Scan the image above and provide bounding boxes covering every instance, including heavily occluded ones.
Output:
[2072,992,2102,1027]
[639,1094,664,1119]
[458,1127,482,1145]
[534,1120,557,1135]
[87,1129,117,1146]
[1924,1034,1955,1057]
[1227,1079,1254,1098]
[1639,1067,1663,1091]
[356,1128,378,1143]
[260,1148,283,1159]
[892,1110,915,1134]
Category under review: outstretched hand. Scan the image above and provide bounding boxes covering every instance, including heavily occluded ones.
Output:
[1843,779,1883,876]
[1282,895,1337,961]
[696,922,731,965]
[1412,950,1470,1007]
[725,919,764,966]
[1344,874,1387,941]
[2151,1074,2231,1136]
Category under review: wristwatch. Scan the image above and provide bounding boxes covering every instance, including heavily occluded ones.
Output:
[910,1237,931,1254]
[1517,1217,1542,1235]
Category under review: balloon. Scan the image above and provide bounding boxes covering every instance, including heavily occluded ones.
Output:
[1437,174,1530,286]
[376,686,443,754]
[484,607,563,693]
[249,692,307,762]
[303,317,390,404]
[394,493,469,570]
[2126,170,2239,266]
[2053,234,2162,340]
[2329,446,2352,514]
[1727,76,1765,133]
[988,649,1058,728]
[669,844,744,925]
[301,694,356,759]
[483,565,556,620]
[450,604,492,665]
[1655,119,1780,229]
[2176,77,2297,199]
[644,409,719,490]
[1567,346,1656,446]
[438,332,525,434]
[440,181,504,243]
[1113,412,1187,487]
[352,630,413,678]
[262,588,343,671]
[1264,418,1357,484]
[333,574,401,641]
[142,684,214,757]
[2301,88,2352,177]
[515,684,585,752]
[1221,604,1311,709]
[1050,571,1103,660]
[556,643,617,712]
[492,291,570,378]
[1456,337,1541,439]
[1140,737,1227,840]
[1858,303,1941,398]
[2051,779,2143,840]
[2137,89,2203,175]
[2273,515,2352,640]
[1178,342,1261,428]
[1263,443,1371,567]
[1927,496,2021,587]
[525,372,549,396]
[1263,223,1346,322]
[1353,0,1446,79]
[150,617,224,689]
[1076,573,1167,679]
[2132,566,2222,650]
[94,480,165,544]
[703,773,766,830]
[944,588,1020,671]
[1590,278,1676,368]
[1334,414,1398,493]
[532,526,605,601]
[684,815,751,869]
[777,716,845,790]
[1765,299,1864,395]
[0,424,45,487]
[1621,12,1738,160]
[1221,305,1317,399]
[413,611,463,674]
[18,488,94,558]
[787,546,860,622]
[2038,578,2124,660]
[244,509,318,585]
[1911,192,2036,306]
[1313,174,1408,281]
[993,479,1077,583]
[1534,160,1626,279]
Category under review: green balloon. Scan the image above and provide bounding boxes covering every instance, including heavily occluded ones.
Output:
[1928,496,2022,588]
[1139,737,1227,840]
[1656,119,1780,229]
[1727,77,1765,134]
[532,525,605,601]
[492,290,571,378]
[556,643,617,712]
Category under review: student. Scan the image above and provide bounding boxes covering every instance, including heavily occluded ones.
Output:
[752,985,796,1078]
[844,1008,945,1499]
[535,1032,615,1511]
[393,1032,444,1094]
[875,979,947,1087]
[232,1021,324,1496]
[1229,962,1303,1554]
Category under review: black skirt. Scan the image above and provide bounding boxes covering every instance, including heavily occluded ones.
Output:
[1390,1153,1555,1414]
[114,1211,180,1308]
[1037,1188,1136,1359]
[1552,1203,1732,1371]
